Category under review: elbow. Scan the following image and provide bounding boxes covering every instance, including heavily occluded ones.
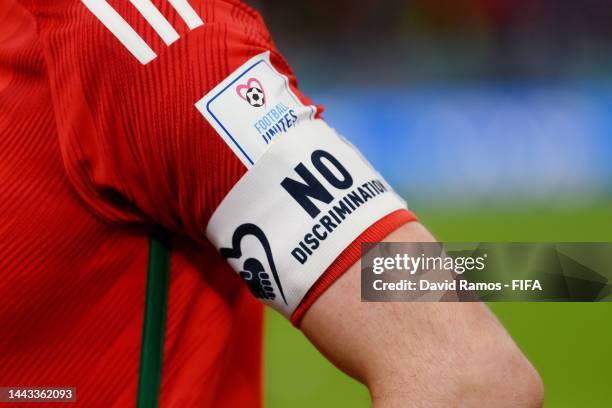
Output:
[369,331,544,408]
[495,350,544,407]
[370,346,544,408]
[460,344,544,408]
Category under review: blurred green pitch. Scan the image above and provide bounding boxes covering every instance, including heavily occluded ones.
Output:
[265,202,612,407]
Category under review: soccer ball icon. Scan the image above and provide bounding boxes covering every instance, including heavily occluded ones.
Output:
[246,87,265,107]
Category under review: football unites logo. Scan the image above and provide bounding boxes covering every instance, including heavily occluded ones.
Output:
[236,78,266,107]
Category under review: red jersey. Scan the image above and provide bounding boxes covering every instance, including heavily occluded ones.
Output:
[0,0,415,407]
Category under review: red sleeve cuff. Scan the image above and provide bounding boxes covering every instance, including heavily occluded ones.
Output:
[290,208,418,326]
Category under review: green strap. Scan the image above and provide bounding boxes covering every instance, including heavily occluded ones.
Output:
[137,234,171,408]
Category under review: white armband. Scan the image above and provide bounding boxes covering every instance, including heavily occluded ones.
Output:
[197,51,407,317]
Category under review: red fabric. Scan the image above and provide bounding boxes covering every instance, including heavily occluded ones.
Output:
[1,1,275,406]
[291,209,417,326]
[1,0,414,406]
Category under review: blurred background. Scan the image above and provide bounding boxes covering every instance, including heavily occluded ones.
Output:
[247,1,612,407]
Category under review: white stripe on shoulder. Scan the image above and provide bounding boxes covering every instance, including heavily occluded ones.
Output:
[129,0,180,46]
[168,0,204,30]
[81,0,157,64]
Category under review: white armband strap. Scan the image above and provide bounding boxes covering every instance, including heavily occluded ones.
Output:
[205,119,407,317]
[198,51,407,317]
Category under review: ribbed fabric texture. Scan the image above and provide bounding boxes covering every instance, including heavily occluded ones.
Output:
[2,0,413,406]
[0,1,272,406]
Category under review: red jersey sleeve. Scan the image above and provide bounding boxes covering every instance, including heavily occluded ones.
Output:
[26,0,416,323]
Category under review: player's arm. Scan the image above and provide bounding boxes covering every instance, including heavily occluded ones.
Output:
[29,3,543,405]
[302,221,544,408]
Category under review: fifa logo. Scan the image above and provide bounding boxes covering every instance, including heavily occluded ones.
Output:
[236,78,266,107]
